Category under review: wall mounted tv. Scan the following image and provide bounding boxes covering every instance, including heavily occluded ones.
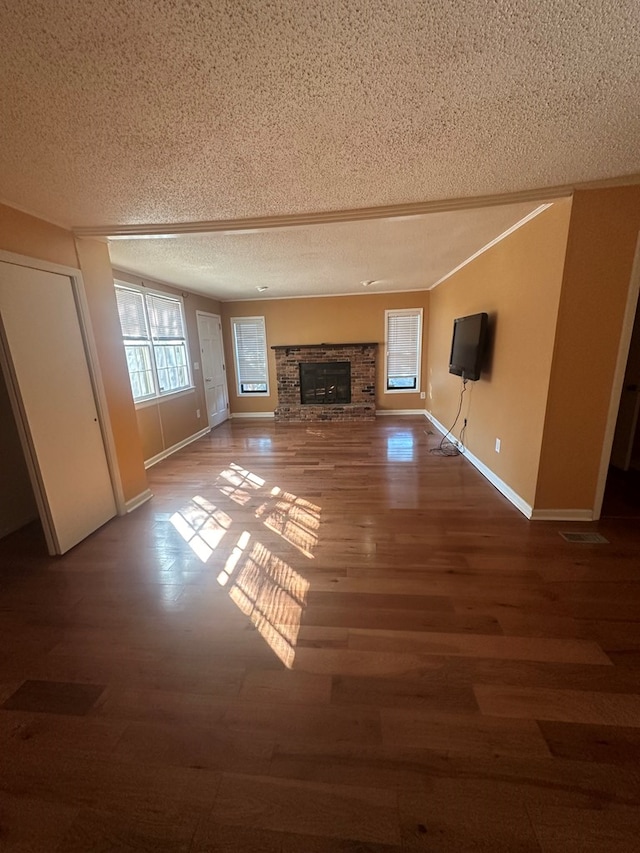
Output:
[448,312,489,381]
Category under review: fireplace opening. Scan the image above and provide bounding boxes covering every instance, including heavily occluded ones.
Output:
[299,361,351,404]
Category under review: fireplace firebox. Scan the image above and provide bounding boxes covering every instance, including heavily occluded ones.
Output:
[300,361,351,404]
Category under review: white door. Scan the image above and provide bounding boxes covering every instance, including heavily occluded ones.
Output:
[0,262,116,554]
[197,312,229,428]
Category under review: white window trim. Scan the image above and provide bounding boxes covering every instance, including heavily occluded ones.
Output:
[230,315,270,397]
[384,307,423,394]
[114,281,195,405]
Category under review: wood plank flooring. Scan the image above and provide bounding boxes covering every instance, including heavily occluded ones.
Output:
[1,417,639,851]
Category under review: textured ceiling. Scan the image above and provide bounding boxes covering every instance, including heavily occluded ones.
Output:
[0,0,638,229]
[109,200,551,300]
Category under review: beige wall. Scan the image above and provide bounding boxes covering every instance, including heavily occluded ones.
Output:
[0,368,38,538]
[427,200,572,508]
[113,270,222,462]
[535,186,640,510]
[221,291,430,414]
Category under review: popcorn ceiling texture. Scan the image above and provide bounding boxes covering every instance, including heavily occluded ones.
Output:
[0,0,638,229]
[110,200,543,299]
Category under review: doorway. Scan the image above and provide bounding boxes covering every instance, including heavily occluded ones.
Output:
[197,312,229,429]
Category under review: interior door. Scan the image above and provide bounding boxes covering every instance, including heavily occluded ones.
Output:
[197,312,229,428]
[611,299,640,470]
[0,261,116,554]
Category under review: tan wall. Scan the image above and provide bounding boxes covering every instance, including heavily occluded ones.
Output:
[113,270,222,461]
[0,203,78,268]
[535,186,640,510]
[427,201,572,508]
[0,368,38,538]
[75,241,148,503]
[221,291,430,414]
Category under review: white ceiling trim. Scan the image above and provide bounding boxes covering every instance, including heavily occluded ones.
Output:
[428,204,554,291]
[93,185,575,239]
[80,173,637,240]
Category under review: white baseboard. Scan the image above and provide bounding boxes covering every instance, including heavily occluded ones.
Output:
[124,488,153,513]
[230,411,275,419]
[529,509,594,522]
[144,426,211,469]
[425,411,534,519]
[376,409,428,416]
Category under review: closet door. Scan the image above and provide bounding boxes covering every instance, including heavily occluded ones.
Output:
[0,261,116,553]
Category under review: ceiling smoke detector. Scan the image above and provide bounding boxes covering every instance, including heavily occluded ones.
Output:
[256,286,269,292]
[361,280,377,287]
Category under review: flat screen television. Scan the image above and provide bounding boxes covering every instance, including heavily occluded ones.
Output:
[448,312,488,381]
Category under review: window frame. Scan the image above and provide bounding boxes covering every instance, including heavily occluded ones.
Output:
[230,315,270,397]
[114,282,194,405]
[384,307,423,394]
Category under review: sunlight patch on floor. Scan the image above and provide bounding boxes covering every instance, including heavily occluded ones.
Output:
[169,496,232,563]
[169,462,320,663]
[216,532,309,668]
[255,489,321,559]
[216,462,266,505]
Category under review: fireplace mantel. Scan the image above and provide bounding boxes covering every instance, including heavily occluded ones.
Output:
[273,342,378,422]
[271,342,377,357]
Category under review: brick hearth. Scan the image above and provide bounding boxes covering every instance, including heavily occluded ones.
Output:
[272,342,378,422]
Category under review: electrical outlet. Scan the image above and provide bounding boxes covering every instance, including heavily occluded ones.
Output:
[196,409,201,418]
[193,361,200,370]
[420,391,426,399]
[495,438,501,453]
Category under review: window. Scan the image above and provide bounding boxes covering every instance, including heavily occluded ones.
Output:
[115,284,192,402]
[231,316,269,395]
[385,308,423,391]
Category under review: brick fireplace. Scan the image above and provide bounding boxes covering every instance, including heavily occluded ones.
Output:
[272,342,378,421]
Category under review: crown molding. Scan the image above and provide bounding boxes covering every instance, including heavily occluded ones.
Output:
[72,173,640,238]
[73,186,575,239]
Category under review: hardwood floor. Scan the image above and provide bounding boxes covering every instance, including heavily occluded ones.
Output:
[1,417,639,851]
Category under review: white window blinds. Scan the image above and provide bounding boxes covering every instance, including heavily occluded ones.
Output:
[231,316,269,394]
[146,293,186,340]
[386,309,422,390]
[116,287,148,339]
[115,283,192,401]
